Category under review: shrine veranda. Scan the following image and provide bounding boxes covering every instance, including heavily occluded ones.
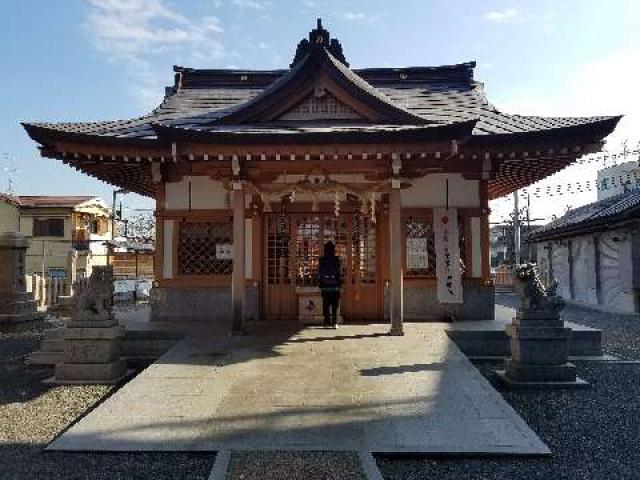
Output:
[23,20,620,330]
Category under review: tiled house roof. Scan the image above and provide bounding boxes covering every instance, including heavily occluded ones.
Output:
[17,196,97,208]
[528,189,640,241]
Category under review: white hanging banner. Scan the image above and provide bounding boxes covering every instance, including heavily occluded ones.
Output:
[433,208,464,303]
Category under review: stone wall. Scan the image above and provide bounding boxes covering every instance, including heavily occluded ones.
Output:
[384,282,494,321]
[150,286,260,323]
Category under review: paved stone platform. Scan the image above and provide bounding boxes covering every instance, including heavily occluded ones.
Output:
[48,324,550,455]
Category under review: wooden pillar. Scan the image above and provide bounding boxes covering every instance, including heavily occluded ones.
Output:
[232,182,246,333]
[389,184,404,336]
[479,181,491,281]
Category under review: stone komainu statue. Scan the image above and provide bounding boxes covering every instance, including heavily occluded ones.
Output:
[512,263,564,318]
[72,266,115,322]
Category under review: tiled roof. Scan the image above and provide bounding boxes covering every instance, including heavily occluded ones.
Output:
[17,195,97,208]
[0,192,21,206]
[528,189,640,241]
[22,61,617,142]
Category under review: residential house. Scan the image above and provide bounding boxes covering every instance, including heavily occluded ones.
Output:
[0,195,112,279]
[0,193,20,232]
[597,160,640,200]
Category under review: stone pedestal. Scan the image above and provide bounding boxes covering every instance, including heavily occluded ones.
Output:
[50,266,127,384]
[0,232,37,331]
[497,264,587,389]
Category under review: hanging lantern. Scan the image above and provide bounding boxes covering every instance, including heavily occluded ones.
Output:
[290,190,296,203]
[334,191,341,217]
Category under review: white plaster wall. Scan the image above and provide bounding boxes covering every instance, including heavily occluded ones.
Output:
[572,235,597,304]
[401,174,479,208]
[599,229,635,313]
[165,176,229,210]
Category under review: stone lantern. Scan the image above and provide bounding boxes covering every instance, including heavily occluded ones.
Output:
[0,232,37,331]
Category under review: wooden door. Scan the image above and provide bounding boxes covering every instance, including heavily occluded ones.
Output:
[263,211,379,322]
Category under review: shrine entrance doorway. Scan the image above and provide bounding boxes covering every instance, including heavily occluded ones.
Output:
[263,210,380,322]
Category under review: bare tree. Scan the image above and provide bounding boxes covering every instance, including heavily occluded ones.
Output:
[119,211,155,241]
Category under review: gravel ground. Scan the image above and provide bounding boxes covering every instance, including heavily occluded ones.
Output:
[377,296,640,480]
[496,293,640,360]
[227,451,366,480]
[0,330,213,480]
[377,360,640,480]
[4,297,640,479]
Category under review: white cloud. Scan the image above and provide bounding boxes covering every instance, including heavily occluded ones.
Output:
[230,0,272,10]
[485,8,518,23]
[490,50,640,222]
[338,11,384,24]
[496,50,640,147]
[85,0,226,109]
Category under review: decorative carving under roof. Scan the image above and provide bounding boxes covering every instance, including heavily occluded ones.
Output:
[291,18,348,68]
[278,86,362,121]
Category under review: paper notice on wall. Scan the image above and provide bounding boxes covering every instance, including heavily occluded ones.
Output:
[216,243,233,259]
[433,208,463,304]
[406,237,428,269]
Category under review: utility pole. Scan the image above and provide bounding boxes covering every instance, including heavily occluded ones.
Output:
[513,190,521,264]
[526,193,531,262]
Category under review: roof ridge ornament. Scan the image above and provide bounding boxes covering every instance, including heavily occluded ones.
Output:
[290,18,349,68]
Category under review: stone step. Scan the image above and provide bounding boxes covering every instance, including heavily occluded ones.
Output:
[27,328,183,367]
[41,338,64,351]
[27,350,64,366]
[448,327,602,357]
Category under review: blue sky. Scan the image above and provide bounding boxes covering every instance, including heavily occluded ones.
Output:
[2,0,639,221]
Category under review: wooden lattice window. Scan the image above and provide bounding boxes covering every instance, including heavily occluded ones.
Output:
[266,214,291,285]
[405,218,436,277]
[294,215,321,286]
[177,222,233,276]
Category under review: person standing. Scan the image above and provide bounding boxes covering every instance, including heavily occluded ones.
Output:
[318,241,342,328]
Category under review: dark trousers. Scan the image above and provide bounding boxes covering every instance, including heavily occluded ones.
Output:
[321,290,340,325]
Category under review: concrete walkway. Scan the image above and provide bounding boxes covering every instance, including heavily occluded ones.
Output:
[48,323,549,455]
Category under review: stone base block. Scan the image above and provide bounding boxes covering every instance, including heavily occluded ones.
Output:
[504,359,577,383]
[64,339,122,364]
[64,324,124,340]
[496,370,589,389]
[27,350,64,367]
[53,359,127,384]
[508,326,571,365]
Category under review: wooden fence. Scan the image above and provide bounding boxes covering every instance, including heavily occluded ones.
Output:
[109,252,154,279]
[492,265,514,289]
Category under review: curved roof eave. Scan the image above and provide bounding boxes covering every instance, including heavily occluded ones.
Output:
[150,119,478,145]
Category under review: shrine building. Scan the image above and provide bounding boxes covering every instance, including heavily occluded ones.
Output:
[23,20,620,334]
